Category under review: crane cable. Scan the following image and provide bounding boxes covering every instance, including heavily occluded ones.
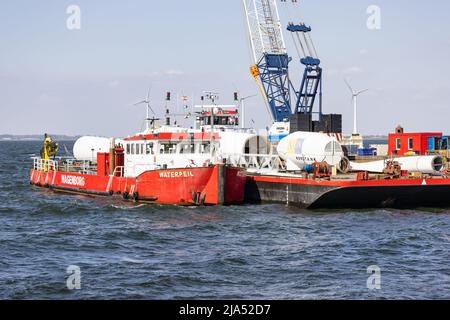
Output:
[250,66,275,123]
[306,33,319,59]
[291,32,306,59]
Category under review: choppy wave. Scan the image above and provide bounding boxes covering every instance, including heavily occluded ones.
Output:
[109,203,148,210]
[1,141,450,299]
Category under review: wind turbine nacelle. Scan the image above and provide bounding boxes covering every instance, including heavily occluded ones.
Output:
[277,131,345,171]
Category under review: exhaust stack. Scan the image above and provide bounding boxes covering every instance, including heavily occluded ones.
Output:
[109,138,116,176]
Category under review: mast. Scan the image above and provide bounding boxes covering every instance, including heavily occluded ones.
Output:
[203,92,219,158]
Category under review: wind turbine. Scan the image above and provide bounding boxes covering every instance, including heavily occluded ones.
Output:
[134,86,156,132]
[345,80,369,135]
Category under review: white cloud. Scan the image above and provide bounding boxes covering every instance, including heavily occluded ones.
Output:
[146,70,184,77]
[164,69,184,76]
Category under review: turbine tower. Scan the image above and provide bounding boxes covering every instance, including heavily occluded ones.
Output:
[345,80,368,135]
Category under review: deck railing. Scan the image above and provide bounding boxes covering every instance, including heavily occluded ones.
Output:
[220,153,285,171]
[112,166,125,177]
[31,157,96,174]
[32,157,59,172]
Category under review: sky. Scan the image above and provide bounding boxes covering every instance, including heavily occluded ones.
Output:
[1,0,450,136]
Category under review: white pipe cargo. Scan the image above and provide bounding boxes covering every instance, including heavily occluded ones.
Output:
[73,136,112,162]
[349,156,444,175]
[277,131,345,170]
[218,132,270,155]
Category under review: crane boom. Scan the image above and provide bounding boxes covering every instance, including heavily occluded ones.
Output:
[243,0,287,62]
[243,0,293,123]
[287,22,322,115]
[242,0,342,140]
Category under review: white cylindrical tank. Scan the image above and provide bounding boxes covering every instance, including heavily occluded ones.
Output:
[73,136,112,162]
[349,155,444,175]
[218,132,271,155]
[277,131,345,169]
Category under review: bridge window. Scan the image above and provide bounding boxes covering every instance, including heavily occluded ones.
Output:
[396,138,401,150]
[442,139,448,150]
[180,144,195,154]
[137,143,143,155]
[146,143,154,155]
[161,143,176,154]
[201,142,211,153]
[408,138,413,150]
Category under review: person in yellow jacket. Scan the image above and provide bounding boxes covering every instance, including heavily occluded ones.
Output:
[40,133,59,160]
[40,134,59,171]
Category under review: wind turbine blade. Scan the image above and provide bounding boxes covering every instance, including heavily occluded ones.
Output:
[357,89,369,95]
[133,101,147,106]
[146,85,152,101]
[344,79,354,94]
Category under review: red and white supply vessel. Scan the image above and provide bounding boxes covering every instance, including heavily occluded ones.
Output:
[30,94,268,205]
[29,96,268,206]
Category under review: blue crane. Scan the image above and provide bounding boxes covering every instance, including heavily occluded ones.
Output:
[242,0,324,128]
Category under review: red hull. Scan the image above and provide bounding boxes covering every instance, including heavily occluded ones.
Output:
[30,165,246,206]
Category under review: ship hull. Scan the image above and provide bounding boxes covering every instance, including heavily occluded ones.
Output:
[246,174,450,209]
[30,165,246,206]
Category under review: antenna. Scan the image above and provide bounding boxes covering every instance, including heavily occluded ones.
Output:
[203,91,220,105]
[160,92,193,127]
[202,91,220,158]
[344,79,369,135]
[134,86,155,132]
